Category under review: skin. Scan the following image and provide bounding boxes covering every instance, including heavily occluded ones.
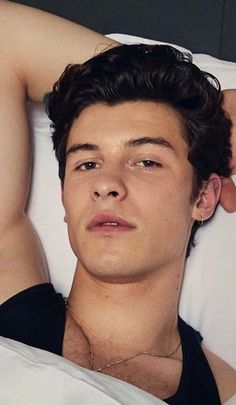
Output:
[64,102,195,283]
[0,0,235,402]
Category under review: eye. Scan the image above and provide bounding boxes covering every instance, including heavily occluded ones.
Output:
[76,161,101,171]
[136,160,162,168]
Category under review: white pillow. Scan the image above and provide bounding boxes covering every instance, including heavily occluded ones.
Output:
[27,34,236,370]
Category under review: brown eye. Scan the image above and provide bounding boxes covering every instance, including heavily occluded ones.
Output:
[137,160,162,168]
[76,161,100,171]
[142,160,157,167]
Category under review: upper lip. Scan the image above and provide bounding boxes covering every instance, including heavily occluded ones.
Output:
[87,212,136,229]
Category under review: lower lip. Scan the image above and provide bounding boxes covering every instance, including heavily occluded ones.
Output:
[89,225,135,233]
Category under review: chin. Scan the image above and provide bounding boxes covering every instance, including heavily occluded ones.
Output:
[87,270,145,284]
[79,257,150,284]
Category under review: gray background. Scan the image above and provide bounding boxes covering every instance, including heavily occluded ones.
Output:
[14,0,236,62]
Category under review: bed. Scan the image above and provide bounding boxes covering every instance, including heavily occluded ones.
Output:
[1,1,236,404]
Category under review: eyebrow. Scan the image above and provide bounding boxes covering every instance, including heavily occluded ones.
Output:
[66,136,175,157]
[66,143,99,156]
[124,136,175,152]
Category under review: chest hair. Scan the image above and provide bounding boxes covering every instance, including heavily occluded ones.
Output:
[62,314,182,399]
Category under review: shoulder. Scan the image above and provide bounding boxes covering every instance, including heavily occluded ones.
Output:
[203,347,236,404]
[0,283,66,354]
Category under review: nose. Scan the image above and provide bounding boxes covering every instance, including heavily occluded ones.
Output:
[90,172,127,201]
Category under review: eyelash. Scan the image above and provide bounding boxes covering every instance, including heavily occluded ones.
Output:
[75,161,101,171]
[75,159,162,171]
[134,160,162,169]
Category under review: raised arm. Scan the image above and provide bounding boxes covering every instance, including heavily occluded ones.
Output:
[0,1,117,303]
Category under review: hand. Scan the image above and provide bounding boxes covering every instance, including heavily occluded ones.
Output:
[220,90,236,212]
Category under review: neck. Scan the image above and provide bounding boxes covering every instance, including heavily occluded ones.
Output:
[68,262,184,356]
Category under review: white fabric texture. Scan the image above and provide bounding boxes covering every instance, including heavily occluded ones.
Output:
[16,33,235,403]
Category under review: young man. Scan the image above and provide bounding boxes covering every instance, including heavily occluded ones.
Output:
[0,2,236,404]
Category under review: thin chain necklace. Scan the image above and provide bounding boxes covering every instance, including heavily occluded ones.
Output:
[64,298,181,373]
[93,340,181,372]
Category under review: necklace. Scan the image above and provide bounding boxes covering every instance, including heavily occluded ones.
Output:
[93,340,181,372]
[64,298,181,373]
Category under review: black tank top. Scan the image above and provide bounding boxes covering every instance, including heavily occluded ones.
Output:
[0,283,221,404]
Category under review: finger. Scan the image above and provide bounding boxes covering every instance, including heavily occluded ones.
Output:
[220,177,236,213]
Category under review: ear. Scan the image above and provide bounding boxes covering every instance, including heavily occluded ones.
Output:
[61,186,67,223]
[192,174,221,221]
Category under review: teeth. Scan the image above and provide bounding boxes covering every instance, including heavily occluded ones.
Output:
[102,222,118,226]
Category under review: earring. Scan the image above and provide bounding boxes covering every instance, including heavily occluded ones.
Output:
[198,215,204,226]
[215,184,220,190]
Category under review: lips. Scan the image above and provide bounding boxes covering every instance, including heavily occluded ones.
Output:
[87,213,136,232]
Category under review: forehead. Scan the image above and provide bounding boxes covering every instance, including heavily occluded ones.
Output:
[67,101,187,154]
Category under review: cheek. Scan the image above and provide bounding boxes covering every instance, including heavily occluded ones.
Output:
[63,175,88,206]
[138,177,193,229]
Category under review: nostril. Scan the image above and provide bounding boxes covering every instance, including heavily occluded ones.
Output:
[92,190,120,199]
[108,191,119,197]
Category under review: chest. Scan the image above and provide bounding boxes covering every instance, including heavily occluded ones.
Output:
[62,314,182,400]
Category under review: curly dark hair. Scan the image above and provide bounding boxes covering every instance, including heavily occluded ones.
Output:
[46,44,232,256]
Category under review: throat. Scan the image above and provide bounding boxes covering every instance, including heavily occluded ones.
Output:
[63,304,182,367]
[67,265,182,355]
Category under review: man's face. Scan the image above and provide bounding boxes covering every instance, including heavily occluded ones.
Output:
[62,101,196,283]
